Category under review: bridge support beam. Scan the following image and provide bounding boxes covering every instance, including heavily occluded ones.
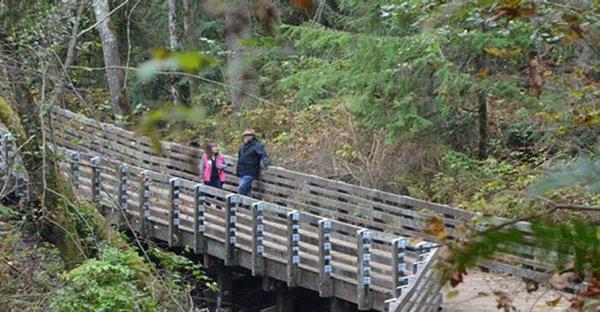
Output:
[330,297,351,312]
[275,288,294,312]
[216,264,233,312]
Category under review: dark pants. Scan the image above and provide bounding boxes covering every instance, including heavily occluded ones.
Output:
[238,175,254,197]
[205,178,223,189]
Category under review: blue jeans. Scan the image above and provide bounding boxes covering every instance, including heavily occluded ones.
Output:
[238,175,255,197]
[205,178,222,189]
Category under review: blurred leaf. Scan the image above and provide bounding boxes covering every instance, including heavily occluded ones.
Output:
[484,47,522,58]
[136,104,206,154]
[531,157,600,195]
[550,272,580,291]
[138,51,217,81]
[426,216,448,240]
[446,290,460,299]
[545,297,561,307]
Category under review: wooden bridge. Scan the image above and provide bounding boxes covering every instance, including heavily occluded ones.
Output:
[1,106,556,311]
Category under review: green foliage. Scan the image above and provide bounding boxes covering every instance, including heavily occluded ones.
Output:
[441,218,600,284]
[51,246,157,312]
[149,247,218,293]
[138,51,218,82]
[533,157,600,196]
[136,104,206,153]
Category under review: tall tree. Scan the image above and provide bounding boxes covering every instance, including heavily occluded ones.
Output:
[225,0,258,109]
[182,0,198,97]
[167,0,182,105]
[92,0,131,119]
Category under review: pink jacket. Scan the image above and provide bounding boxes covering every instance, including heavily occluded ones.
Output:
[201,154,226,182]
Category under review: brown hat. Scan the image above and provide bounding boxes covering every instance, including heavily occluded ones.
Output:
[242,128,255,136]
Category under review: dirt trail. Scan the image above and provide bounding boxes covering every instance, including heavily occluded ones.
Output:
[441,270,571,311]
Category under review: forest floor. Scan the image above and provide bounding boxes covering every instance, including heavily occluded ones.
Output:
[441,270,570,311]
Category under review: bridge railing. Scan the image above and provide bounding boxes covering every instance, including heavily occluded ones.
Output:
[54,146,441,312]
[48,106,551,282]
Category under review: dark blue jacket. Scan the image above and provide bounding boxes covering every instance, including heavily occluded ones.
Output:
[236,138,270,177]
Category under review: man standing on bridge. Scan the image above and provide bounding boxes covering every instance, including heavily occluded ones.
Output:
[236,128,270,197]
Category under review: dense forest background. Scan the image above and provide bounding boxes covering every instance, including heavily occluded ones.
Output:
[0,0,599,311]
[2,0,599,216]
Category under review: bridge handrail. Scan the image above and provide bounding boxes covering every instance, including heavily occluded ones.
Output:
[47,106,552,282]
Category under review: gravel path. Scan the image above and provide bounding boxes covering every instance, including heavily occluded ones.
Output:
[441,270,571,311]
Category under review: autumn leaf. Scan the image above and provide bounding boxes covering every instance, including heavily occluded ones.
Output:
[450,269,467,287]
[549,272,580,291]
[545,297,561,307]
[526,278,539,293]
[579,281,600,297]
[476,67,490,79]
[292,0,314,13]
[494,291,513,312]
[425,216,448,240]
[528,54,543,97]
[446,290,460,299]
[484,47,522,58]
[152,48,171,59]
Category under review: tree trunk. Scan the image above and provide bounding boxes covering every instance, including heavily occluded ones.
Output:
[182,0,198,98]
[168,0,183,105]
[477,90,487,160]
[225,0,259,110]
[92,0,131,119]
[475,57,487,160]
[64,2,85,70]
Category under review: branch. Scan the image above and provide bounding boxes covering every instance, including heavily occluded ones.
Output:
[479,196,599,234]
[77,0,129,38]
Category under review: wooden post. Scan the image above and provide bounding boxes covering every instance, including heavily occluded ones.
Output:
[357,229,372,310]
[3,133,12,167]
[70,151,80,187]
[251,202,265,276]
[318,219,333,297]
[216,264,233,312]
[138,170,150,236]
[117,164,128,225]
[287,210,300,288]
[224,194,237,266]
[412,241,430,274]
[193,183,207,254]
[392,237,408,297]
[276,289,294,312]
[168,178,182,247]
[90,156,102,204]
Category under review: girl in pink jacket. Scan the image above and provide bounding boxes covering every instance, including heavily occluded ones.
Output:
[201,143,226,188]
